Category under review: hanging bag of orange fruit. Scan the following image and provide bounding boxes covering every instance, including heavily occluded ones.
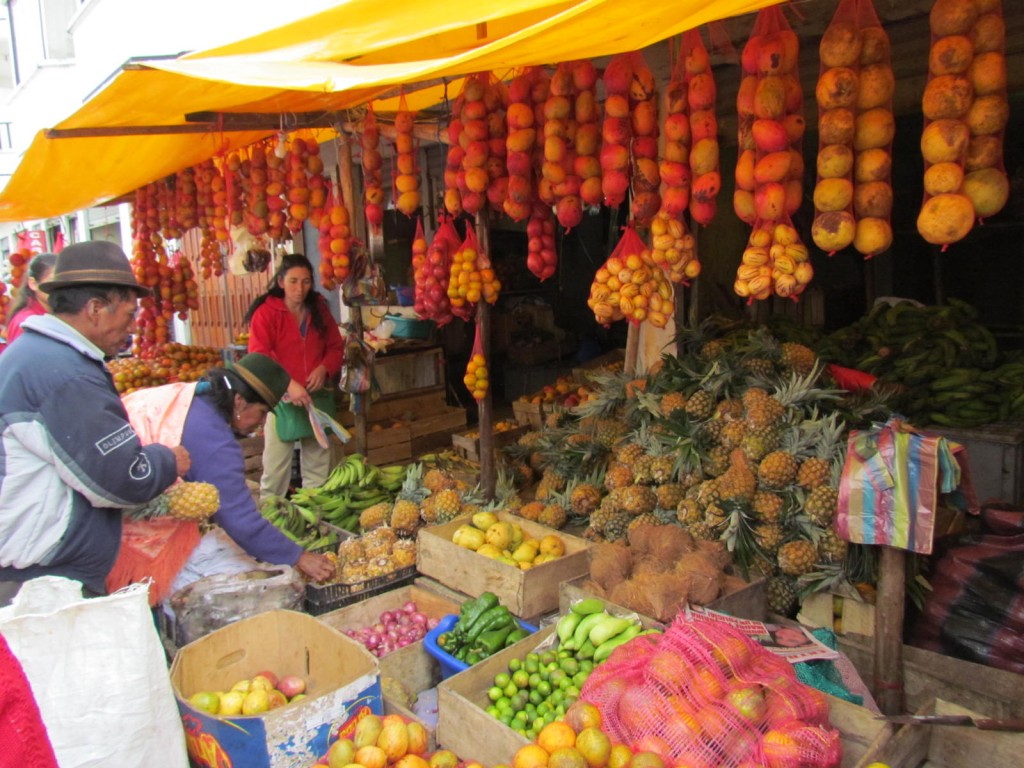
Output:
[446,225,501,322]
[464,325,490,402]
[415,216,460,326]
[362,105,385,232]
[318,183,352,291]
[916,0,1009,248]
[588,224,674,328]
[812,0,895,258]
[394,92,421,218]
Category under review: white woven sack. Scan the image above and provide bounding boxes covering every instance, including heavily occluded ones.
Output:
[0,577,187,768]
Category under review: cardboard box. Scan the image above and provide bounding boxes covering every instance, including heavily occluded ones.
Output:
[861,698,1024,768]
[416,513,591,621]
[438,624,887,768]
[171,610,382,768]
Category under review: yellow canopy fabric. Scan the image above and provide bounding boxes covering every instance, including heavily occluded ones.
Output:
[0,0,777,222]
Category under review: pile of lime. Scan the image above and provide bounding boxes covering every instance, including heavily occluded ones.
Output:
[484,648,595,739]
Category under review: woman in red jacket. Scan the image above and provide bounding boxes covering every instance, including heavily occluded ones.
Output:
[2,253,56,352]
[245,254,345,501]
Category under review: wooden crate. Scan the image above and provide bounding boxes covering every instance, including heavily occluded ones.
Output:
[451,424,529,462]
[800,592,876,637]
[317,584,463,634]
[559,572,767,623]
[512,400,545,430]
[374,347,445,398]
[862,699,1024,768]
[437,626,553,765]
[416,513,591,621]
[338,386,448,428]
[317,584,464,750]
[837,634,1024,719]
[438,625,891,768]
[340,422,412,464]
[571,348,626,380]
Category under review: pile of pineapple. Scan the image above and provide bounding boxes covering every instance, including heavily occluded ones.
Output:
[506,322,893,616]
[357,463,489,537]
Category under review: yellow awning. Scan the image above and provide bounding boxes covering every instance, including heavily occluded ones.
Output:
[0,0,777,222]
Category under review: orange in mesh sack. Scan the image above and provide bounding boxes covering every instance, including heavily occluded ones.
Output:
[579,616,840,768]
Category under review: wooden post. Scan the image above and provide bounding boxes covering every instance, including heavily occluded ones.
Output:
[337,135,369,456]
[624,323,640,376]
[874,545,907,715]
[476,213,496,500]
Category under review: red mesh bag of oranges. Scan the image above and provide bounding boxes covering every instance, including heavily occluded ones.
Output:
[580,614,841,768]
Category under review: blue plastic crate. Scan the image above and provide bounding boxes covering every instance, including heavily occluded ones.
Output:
[424,613,538,679]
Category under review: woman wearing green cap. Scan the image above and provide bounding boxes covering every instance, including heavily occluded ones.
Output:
[116,353,335,598]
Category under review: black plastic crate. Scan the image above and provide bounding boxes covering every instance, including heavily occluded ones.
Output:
[303,566,418,616]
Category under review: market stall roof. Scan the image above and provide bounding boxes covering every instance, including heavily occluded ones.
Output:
[0,0,778,222]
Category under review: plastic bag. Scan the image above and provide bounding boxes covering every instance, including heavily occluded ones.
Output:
[836,417,978,554]
[0,578,188,768]
[911,529,1024,673]
[340,327,374,394]
[168,567,304,647]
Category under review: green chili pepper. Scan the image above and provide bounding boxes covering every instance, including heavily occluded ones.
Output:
[477,625,515,655]
[503,628,529,648]
[457,592,499,636]
[466,606,513,641]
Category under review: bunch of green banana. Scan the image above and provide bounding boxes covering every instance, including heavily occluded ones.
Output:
[288,454,409,533]
[821,299,999,383]
[899,366,1004,428]
[259,495,339,551]
[555,598,658,664]
[990,357,1024,422]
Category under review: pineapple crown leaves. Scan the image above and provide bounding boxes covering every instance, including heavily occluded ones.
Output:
[795,562,855,600]
[718,498,764,580]
[397,462,429,503]
[771,362,843,411]
[570,370,632,419]
[493,465,520,507]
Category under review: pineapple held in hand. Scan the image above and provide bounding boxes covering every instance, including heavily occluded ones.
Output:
[128,481,220,521]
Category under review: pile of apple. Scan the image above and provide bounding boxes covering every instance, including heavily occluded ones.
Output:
[187,669,307,717]
[312,713,447,768]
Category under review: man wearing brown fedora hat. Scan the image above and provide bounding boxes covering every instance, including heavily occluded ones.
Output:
[0,241,190,605]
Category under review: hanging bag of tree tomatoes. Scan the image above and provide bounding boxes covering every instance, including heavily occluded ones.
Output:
[415,216,460,326]
[464,325,490,402]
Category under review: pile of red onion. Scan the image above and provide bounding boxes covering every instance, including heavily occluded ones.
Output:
[345,600,440,657]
